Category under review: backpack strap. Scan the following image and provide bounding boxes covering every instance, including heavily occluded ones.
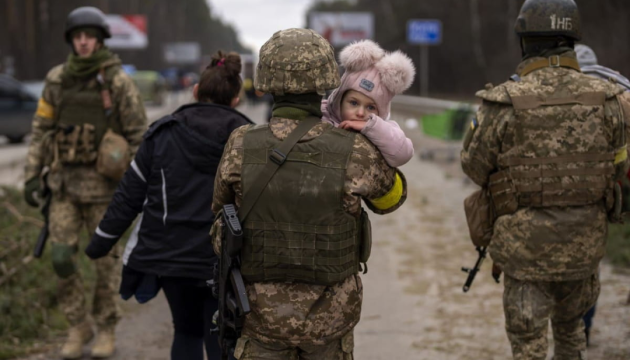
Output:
[238,116,321,222]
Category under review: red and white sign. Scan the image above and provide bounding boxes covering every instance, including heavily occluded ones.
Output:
[309,12,374,47]
[105,15,148,49]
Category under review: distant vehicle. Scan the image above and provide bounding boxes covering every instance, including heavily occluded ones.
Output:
[0,75,39,143]
[131,71,168,106]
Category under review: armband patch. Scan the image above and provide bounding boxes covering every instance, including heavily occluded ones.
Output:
[463,118,479,150]
[369,173,403,210]
[614,145,627,165]
[36,98,54,119]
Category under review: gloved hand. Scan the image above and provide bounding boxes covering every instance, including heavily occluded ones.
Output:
[85,234,114,259]
[24,176,41,207]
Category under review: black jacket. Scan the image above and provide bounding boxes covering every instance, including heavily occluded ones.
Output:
[86,103,253,279]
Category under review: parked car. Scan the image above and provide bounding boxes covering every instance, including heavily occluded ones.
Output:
[131,71,168,106]
[0,75,39,143]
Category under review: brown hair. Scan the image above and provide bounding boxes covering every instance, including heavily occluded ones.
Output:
[197,51,242,106]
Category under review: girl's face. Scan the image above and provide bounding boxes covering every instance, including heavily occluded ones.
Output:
[340,90,379,121]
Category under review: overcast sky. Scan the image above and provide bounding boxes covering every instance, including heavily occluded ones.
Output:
[207,0,314,52]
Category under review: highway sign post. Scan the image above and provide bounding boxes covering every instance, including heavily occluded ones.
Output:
[407,19,442,97]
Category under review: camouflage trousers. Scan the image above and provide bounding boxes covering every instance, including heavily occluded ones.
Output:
[503,273,600,360]
[234,332,354,360]
[49,195,121,329]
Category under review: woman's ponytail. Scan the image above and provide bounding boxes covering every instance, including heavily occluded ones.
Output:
[197,51,242,106]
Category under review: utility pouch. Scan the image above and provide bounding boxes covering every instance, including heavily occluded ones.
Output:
[358,208,372,266]
[608,182,624,223]
[463,187,496,247]
[96,129,130,181]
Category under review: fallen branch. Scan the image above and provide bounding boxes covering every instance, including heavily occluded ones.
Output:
[0,255,34,287]
[2,201,44,227]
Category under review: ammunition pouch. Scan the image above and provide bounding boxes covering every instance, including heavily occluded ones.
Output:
[54,123,98,165]
[489,153,616,212]
[96,129,130,181]
[358,208,372,271]
[463,187,496,247]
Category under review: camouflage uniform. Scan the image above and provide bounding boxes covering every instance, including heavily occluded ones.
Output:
[25,61,146,331]
[212,118,406,359]
[461,51,629,360]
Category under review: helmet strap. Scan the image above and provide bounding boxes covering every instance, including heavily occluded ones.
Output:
[521,36,574,60]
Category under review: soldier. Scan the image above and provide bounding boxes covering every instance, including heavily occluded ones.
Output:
[461,0,630,359]
[23,6,147,359]
[211,28,407,359]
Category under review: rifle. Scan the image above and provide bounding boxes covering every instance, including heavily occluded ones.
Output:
[33,173,51,258]
[461,246,501,292]
[211,204,251,360]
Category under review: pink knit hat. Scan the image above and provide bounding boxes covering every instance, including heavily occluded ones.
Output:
[326,40,415,123]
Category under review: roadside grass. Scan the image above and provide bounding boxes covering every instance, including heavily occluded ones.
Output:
[0,187,96,360]
[607,223,630,268]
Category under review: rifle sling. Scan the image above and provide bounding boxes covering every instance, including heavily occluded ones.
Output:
[238,116,321,223]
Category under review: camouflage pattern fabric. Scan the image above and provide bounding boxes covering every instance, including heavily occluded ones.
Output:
[461,51,628,282]
[50,196,121,328]
[254,28,340,96]
[212,117,406,347]
[25,62,147,203]
[503,274,599,360]
[234,332,354,360]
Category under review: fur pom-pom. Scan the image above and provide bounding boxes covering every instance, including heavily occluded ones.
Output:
[340,40,385,72]
[375,51,416,94]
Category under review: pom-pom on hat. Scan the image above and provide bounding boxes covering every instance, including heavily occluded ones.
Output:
[327,40,415,122]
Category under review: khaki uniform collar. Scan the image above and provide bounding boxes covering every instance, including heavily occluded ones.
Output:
[269,117,329,142]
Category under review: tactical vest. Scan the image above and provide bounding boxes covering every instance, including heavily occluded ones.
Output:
[489,83,619,215]
[54,66,122,165]
[240,124,359,286]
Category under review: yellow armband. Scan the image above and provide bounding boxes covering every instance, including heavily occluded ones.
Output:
[36,98,54,119]
[614,145,627,165]
[369,173,403,210]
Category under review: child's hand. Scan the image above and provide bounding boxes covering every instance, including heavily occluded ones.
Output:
[340,120,366,132]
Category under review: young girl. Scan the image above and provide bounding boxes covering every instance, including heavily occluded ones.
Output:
[322,40,416,167]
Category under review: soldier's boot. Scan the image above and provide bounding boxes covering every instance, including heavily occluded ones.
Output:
[60,322,94,359]
[90,326,116,358]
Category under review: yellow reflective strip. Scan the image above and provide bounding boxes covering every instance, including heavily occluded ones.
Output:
[614,145,627,165]
[36,98,54,119]
[369,173,403,210]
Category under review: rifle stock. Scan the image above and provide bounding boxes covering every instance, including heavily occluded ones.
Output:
[212,204,251,360]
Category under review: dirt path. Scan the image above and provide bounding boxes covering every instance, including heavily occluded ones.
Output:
[355,150,630,360]
[15,114,630,360]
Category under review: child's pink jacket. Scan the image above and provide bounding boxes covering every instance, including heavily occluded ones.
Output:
[321,99,414,168]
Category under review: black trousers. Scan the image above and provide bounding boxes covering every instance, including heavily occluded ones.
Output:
[161,276,221,360]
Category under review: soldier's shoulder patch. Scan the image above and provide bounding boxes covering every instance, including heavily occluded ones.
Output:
[46,64,64,84]
[475,84,512,105]
[36,98,54,119]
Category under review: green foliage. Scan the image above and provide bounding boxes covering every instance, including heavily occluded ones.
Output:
[606,223,630,268]
[0,187,95,359]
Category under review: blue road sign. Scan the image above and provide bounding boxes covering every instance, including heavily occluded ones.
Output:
[407,19,442,45]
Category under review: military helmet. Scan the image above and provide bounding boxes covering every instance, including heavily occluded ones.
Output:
[515,0,581,41]
[575,44,598,67]
[65,7,111,43]
[255,28,340,95]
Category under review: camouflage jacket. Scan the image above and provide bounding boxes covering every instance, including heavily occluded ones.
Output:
[461,51,630,282]
[25,61,147,203]
[212,117,407,346]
